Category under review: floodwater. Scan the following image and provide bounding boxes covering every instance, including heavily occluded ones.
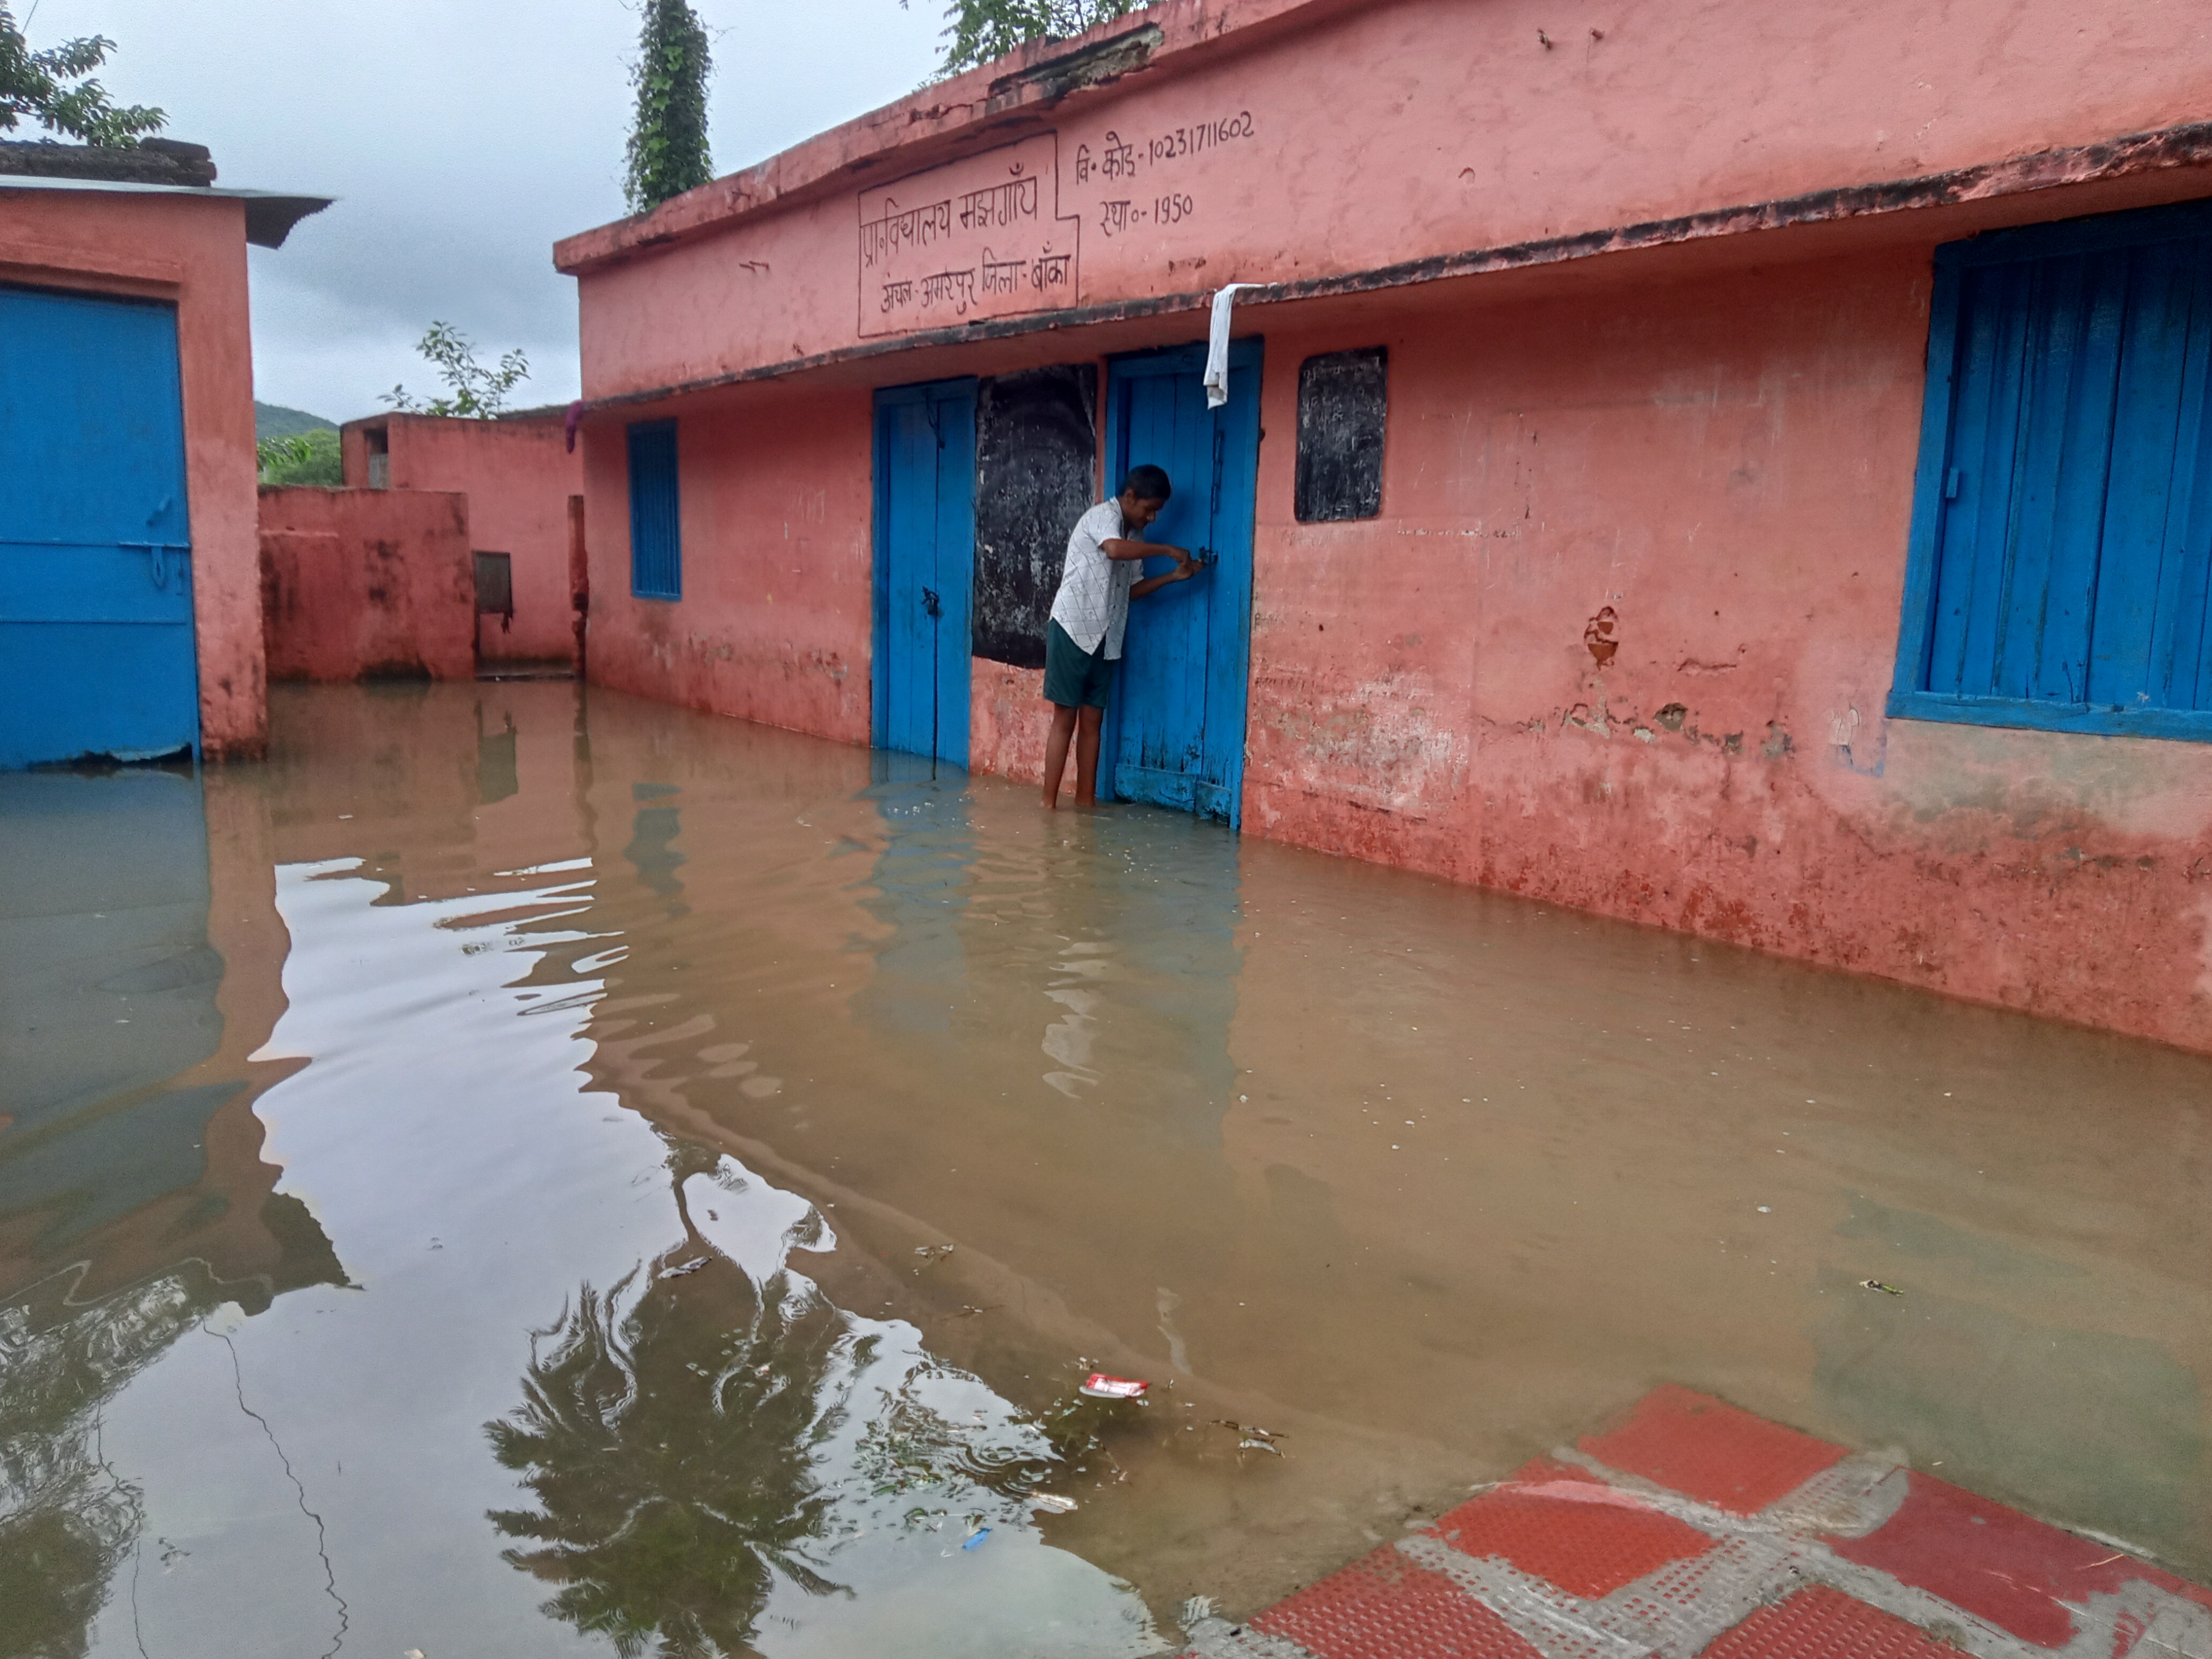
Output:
[3,681,2208,1658]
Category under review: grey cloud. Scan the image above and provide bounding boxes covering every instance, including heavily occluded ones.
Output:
[40,0,945,419]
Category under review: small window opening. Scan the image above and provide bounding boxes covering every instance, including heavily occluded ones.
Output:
[1295,347,1388,523]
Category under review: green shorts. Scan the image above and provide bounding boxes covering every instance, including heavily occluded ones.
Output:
[1043,619,1116,709]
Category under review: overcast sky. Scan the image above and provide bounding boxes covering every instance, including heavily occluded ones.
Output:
[31,1,948,421]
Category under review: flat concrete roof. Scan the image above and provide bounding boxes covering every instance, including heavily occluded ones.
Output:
[0,173,333,249]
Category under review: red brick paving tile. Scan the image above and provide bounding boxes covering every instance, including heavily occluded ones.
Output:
[1251,1543,1548,1659]
[1578,1384,1846,1515]
[1696,1587,1966,1658]
[1426,1455,1717,1598]
[1830,1471,2210,1648]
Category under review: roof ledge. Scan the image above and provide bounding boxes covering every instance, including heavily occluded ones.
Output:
[554,0,1341,276]
[987,22,1164,102]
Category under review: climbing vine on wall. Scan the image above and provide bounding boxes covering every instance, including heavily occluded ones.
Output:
[625,0,714,213]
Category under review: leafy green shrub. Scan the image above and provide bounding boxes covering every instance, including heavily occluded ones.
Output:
[258,428,342,487]
[382,321,529,418]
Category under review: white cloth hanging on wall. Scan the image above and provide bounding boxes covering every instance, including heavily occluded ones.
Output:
[1204,284,1264,408]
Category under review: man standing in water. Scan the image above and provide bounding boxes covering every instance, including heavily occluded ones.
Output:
[1040,464,1202,808]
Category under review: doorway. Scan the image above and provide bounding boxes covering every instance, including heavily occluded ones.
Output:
[872,379,977,771]
[1101,339,1262,825]
[0,286,198,769]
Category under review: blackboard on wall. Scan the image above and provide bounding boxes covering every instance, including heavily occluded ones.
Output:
[1295,347,1388,523]
[973,363,1099,669]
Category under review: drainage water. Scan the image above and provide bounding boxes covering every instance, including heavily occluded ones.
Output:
[2,682,2206,1657]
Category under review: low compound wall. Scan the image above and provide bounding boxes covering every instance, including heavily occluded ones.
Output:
[341,413,584,666]
[259,487,475,682]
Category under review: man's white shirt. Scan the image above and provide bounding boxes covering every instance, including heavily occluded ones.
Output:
[1048,501,1139,659]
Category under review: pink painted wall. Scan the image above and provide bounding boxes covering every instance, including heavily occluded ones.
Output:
[0,187,266,756]
[559,0,2212,402]
[578,381,873,737]
[258,487,475,682]
[340,413,584,664]
[1236,256,2212,1051]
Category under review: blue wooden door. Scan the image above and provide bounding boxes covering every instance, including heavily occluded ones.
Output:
[0,286,197,768]
[873,380,976,770]
[1103,340,1262,825]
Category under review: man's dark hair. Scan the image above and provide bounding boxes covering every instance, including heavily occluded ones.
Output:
[1120,464,1172,502]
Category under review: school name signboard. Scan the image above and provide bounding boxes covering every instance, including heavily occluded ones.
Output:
[856,135,1082,338]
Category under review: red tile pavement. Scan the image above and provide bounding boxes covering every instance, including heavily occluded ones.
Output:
[1425,1456,1715,1598]
[1178,1388,2210,1659]
[1577,1382,1847,1515]
[1247,1545,1546,1659]
[1695,1586,1966,1658]
[1827,1470,2212,1648]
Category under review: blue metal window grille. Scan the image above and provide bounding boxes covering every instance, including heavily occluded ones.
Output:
[628,419,681,601]
[1891,198,2212,741]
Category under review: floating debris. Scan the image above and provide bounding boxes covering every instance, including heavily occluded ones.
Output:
[962,1526,992,1551]
[1213,1419,1284,1444]
[659,1258,708,1278]
[1861,1279,1904,1296]
[946,1303,1002,1319]
[1031,1493,1078,1513]
[1080,1372,1150,1400]
[912,1245,956,1274]
[1210,1419,1286,1461]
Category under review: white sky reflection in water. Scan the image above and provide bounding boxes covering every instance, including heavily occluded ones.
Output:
[85,858,1155,1659]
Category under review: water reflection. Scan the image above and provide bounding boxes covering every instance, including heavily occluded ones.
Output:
[484,1138,1105,1659]
[624,781,687,911]
[489,1256,849,1655]
[0,680,2207,1659]
[857,756,975,1041]
[1,768,347,1657]
[3,1274,192,1659]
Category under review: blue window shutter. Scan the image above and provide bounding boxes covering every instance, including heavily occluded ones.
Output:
[1893,199,2212,740]
[628,420,680,600]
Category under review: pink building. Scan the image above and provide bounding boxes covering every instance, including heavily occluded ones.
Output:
[1,145,326,763]
[555,0,2212,1053]
[340,411,586,669]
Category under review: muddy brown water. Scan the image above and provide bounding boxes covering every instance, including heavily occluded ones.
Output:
[3,681,2206,1657]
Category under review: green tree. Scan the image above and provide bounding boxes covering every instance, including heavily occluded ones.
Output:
[382,321,530,419]
[0,3,165,144]
[625,0,713,214]
[926,0,1141,77]
[257,429,343,487]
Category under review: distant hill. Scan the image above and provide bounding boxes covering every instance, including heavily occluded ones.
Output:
[254,401,338,441]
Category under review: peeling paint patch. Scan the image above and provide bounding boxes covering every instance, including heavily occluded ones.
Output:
[1584,606,1620,666]
[1262,670,1467,818]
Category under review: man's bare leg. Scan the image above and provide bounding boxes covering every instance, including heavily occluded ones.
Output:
[1074,705,1104,805]
[1041,703,1079,807]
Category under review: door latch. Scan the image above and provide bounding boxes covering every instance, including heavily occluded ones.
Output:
[922,586,942,619]
[122,541,189,591]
